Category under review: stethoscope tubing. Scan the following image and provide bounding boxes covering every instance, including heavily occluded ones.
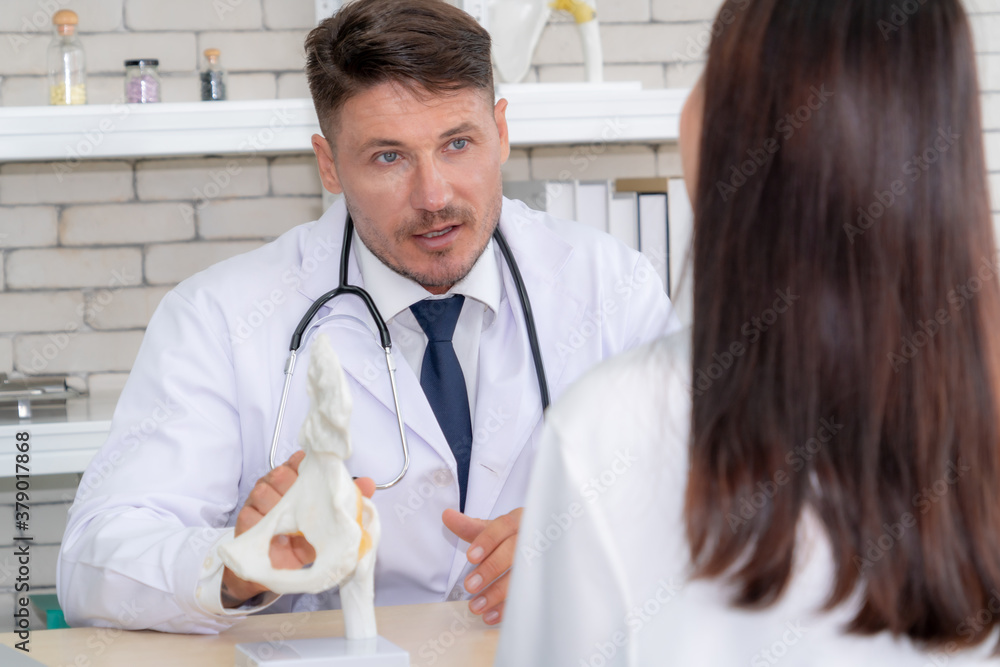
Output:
[268,213,548,489]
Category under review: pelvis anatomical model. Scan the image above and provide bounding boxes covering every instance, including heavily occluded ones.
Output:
[219,334,380,640]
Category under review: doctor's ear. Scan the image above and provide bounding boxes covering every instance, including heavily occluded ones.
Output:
[311,133,344,195]
[493,98,511,165]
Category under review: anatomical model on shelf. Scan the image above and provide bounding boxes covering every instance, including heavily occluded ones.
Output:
[488,0,603,83]
[219,334,380,640]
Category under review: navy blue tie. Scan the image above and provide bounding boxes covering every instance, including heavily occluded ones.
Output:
[410,296,473,512]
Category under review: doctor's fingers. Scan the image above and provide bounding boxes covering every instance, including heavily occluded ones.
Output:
[468,573,508,625]
[238,451,304,515]
[354,476,376,499]
[442,508,488,544]
[464,531,516,597]
[236,481,290,536]
[266,534,317,570]
[272,450,306,486]
[465,508,522,566]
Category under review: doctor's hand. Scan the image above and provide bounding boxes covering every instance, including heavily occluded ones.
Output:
[221,450,376,608]
[442,507,523,626]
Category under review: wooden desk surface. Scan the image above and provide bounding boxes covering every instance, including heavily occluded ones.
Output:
[0,601,499,666]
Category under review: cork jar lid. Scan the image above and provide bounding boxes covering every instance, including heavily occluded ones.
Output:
[204,48,221,58]
[53,10,79,25]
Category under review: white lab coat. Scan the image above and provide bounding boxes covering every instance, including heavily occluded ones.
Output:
[57,197,676,633]
[495,331,997,666]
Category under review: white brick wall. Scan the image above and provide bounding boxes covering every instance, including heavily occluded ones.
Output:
[152,73,201,103]
[196,31,309,72]
[972,13,1000,53]
[226,73,279,101]
[61,203,196,245]
[6,248,142,290]
[976,0,1000,239]
[0,207,58,247]
[136,158,269,201]
[145,240,265,284]
[85,286,171,330]
[987,132,1000,173]
[0,292,85,334]
[126,0,263,31]
[968,0,1000,13]
[0,0,124,33]
[14,330,144,373]
[651,0,725,22]
[277,71,311,98]
[530,144,658,180]
[0,337,12,374]
[0,161,133,205]
[595,0,650,22]
[80,32,198,74]
[0,154,334,388]
[0,32,51,76]
[270,156,322,195]
[263,0,315,30]
[982,54,1000,91]
[986,94,1000,130]
[537,63,666,87]
[198,196,322,239]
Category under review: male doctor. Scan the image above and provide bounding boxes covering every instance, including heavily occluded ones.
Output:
[57,0,676,633]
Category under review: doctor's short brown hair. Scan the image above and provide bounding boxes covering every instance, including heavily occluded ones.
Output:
[304,0,494,141]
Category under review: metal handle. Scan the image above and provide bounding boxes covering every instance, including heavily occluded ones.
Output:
[268,350,298,470]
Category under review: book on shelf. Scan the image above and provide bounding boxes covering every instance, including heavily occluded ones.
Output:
[503,178,671,293]
[608,191,638,250]
[504,179,639,247]
[616,177,669,294]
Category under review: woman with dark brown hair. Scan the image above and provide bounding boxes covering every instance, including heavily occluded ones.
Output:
[496,0,1000,664]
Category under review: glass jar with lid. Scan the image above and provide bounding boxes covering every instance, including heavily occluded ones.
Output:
[125,59,160,103]
[48,10,87,105]
[200,48,227,101]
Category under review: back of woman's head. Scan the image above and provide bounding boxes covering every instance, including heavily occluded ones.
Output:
[685,0,1000,649]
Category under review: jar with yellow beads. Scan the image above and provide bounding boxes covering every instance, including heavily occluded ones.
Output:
[48,10,87,105]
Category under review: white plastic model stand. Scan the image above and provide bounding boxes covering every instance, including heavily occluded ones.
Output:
[234,637,409,667]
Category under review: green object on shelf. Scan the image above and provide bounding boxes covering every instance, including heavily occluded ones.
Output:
[29,594,69,630]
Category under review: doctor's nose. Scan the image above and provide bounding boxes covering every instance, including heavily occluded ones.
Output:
[409,159,452,213]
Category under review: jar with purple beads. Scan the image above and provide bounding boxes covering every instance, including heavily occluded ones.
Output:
[124,59,160,103]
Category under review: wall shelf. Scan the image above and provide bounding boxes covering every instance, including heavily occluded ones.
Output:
[0,83,686,162]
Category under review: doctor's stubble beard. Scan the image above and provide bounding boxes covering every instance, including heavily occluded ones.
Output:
[345,192,502,290]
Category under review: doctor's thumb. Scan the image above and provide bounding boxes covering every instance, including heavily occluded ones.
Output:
[353,476,376,498]
[442,508,487,542]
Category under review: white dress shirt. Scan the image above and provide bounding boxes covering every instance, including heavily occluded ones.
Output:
[352,231,502,424]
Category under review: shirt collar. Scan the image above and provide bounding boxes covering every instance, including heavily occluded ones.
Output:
[352,230,502,322]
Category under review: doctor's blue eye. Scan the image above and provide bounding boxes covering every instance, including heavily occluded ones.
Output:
[377,152,399,164]
[449,139,468,150]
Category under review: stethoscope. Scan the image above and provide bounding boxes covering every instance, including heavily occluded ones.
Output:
[268,214,550,489]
